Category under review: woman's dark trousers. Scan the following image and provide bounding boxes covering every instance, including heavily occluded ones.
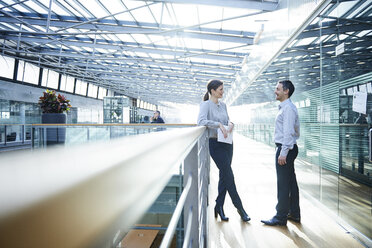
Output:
[275,144,300,220]
[209,138,243,209]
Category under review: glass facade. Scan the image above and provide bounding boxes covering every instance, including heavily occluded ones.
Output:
[0,51,113,126]
[234,0,372,239]
[0,99,79,125]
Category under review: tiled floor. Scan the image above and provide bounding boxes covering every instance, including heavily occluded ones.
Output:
[207,133,367,248]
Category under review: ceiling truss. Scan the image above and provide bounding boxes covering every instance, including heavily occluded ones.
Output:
[0,0,279,104]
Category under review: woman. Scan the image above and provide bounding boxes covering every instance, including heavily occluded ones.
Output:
[197,79,250,222]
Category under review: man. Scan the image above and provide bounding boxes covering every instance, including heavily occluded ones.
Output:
[261,80,300,226]
[151,110,165,123]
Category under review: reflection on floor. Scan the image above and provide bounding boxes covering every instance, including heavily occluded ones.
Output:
[208,133,367,248]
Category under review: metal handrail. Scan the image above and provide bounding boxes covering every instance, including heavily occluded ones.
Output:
[0,126,206,248]
[160,175,192,248]
[0,124,196,126]
[182,207,194,248]
[31,123,197,127]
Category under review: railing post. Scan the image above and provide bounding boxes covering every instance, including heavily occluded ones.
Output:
[31,127,34,149]
[183,143,199,248]
[183,130,209,248]
[22,125,25,144]
[197,132,209,248]
[4,125,7,145]
[177,163,184,248]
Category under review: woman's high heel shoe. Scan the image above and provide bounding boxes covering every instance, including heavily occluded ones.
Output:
[214,206,229,221]
[237,208,251,222]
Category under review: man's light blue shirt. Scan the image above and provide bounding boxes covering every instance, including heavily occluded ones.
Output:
[274,99,300,157]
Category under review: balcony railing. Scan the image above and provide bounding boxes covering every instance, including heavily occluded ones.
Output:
[0,126,209,248]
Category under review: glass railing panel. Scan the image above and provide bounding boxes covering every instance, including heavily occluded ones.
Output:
[0,125,4,145]
[6,125,21,143]
[0,124,33,145]
[25,125,32,141]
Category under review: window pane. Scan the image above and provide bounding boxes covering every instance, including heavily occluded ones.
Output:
[0,56,15,79]
[23,62,39,85]
[47,70,59,89]
[60,75,67,91]
[106,90,114,97]
[98,87,107,99]
[88,84,98,98]
[65,76,74,92]
[346,87,353,95]
[60,75,75,93]
[42,69,59,89]
[359,84,367,93]
[76,80,87,95]
[41,69,48,87]
[17,60,25,81]
[367,82,372,94]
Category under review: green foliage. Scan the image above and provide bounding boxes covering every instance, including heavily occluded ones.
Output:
[38,89,71,113]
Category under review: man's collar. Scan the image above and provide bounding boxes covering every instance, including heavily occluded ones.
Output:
[279,98,291,109]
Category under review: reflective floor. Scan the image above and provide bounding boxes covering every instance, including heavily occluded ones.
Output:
[208,133,367,248]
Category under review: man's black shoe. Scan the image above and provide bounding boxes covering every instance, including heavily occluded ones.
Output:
[261,217,287,226]
[287,214,301,223]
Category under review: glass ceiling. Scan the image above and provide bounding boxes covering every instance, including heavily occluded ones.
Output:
[0,0,279,105]
[231,0,372,105]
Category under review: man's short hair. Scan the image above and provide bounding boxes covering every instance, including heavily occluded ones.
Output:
[279,80,295,98]
[155,110,160,115]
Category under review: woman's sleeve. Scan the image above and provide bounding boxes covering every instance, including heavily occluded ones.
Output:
[224,103,231,123]
[197,102,220,128]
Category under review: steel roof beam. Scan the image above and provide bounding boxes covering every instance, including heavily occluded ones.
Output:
[0,0,274,104]
[99,75,233,85]
[92,69,234,81]
[67,58,238,70]
[0,36,245,62]
[67,62,236,79]
[280,40,372,58]
[0,48,236,85]
[76,67,235,80]
[0,23,254,44]
[132,0,279,11]
[0,33,247,58]
[0,44,239,74]
[33,49,243,62]
[0,14,256,37]
[1,35,247,58]
[66,61,237,74]
[297,16,372,39]
[298,23,372,39]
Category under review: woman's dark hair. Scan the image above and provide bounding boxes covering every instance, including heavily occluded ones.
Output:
[279,80,295,98]
[203,79,223,101]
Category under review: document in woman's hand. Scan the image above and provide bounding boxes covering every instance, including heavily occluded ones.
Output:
[217,125,233,144]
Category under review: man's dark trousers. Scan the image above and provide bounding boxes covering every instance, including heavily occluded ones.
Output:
[275,144,300,220]
[209,138,243,209]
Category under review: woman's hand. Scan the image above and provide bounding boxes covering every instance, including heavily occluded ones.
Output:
[219,123,228,138]
[228,122,234,133]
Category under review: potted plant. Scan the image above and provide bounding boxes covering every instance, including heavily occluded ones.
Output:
[38,89,71,145]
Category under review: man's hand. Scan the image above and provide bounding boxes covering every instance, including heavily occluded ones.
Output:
[278,155,287,166]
